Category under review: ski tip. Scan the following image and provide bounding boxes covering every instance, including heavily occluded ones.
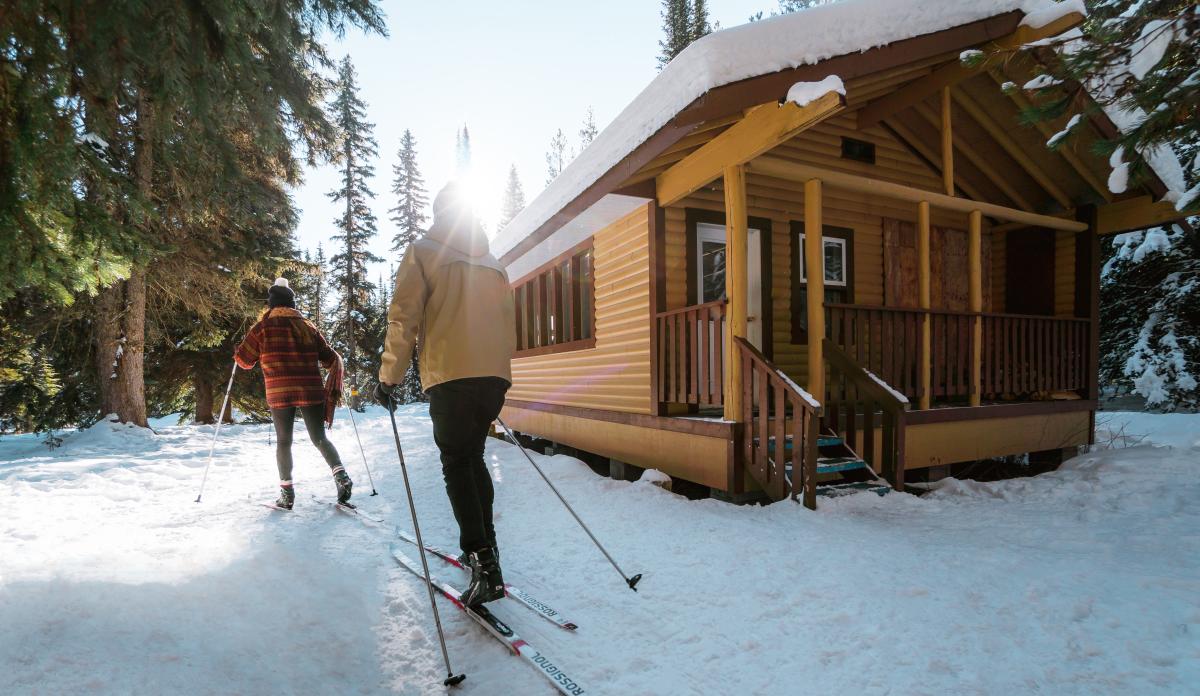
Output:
[443,673,466,687]
[627,573,643,592]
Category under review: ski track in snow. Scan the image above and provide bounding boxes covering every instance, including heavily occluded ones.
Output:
[1,406,1198,695]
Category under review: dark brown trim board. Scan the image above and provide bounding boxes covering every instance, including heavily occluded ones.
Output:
[498,12,1026,267]
[904,399,1096,425]
[504,399,736,439]
[513,337,598,359]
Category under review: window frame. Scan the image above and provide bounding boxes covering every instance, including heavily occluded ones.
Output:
[512,240,597,358]
[790,223,855,344]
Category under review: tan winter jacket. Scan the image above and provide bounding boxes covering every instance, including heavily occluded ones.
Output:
[378,213,515,391]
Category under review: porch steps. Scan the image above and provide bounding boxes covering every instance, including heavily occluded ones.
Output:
[816,481,892,498]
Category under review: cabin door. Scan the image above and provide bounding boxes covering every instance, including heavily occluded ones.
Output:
[695,222,764,350]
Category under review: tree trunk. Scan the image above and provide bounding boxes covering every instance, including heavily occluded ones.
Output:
[94,89,152,427]
[194,375,214,424]
[220,396,233,424]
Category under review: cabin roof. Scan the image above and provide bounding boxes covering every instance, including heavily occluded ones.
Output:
[493,0,1186,270]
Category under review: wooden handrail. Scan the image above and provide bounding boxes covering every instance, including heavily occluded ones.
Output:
[655,299,726,319]
[823,340,909,411]
[826,302,1092,324]
[734,337,821,509]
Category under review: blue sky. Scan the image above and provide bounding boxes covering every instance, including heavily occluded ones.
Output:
[292,0,772,278]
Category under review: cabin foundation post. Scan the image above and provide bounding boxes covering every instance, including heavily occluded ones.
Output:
[723,164,749,422]
[918,201,932,410]
[805,178,825,399]
[609,458,645,483]
[968,209,983,407]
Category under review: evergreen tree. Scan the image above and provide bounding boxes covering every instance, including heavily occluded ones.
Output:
[750,0,832,21]
[1100,220,1199,409]
[0,0,386,430]
[546,129,569,185]
[389,129,429,255]
[579,107,599,150]
[456,124,472,175]
[1009,0,1198,210]
[691,0,712,41]
[327,57,384,408]
[499,165,527,229]
[657,0,694,68]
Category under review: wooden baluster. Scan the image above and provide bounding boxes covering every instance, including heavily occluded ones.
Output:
[881,409,896,485]
[742,351,753,475]
[758,367,770,492]
[863,398,876,469]
[774,378,787,499]
[804,408,819,509]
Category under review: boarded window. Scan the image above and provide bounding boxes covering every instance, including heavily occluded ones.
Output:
[882,217,992,311]
[513,247,595,355]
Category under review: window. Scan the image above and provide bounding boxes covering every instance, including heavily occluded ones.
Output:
[841,137,876,164]
[695,223,727,304]
[513,245,595,356]
[791,224,854,343]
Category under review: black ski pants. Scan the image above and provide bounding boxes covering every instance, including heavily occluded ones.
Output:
[427,376,510,556]
[270,403,343,482]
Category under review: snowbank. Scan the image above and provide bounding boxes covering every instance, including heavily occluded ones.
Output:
[2,405,1197,694]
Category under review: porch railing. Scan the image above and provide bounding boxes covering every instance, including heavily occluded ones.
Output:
[656,300,726,407]
[736,337,820,508]
[826,303,1090,403]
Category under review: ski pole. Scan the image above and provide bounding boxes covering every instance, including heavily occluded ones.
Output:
[195,362,238,503]
[495,416,643,591]
[386,391,465,687]
[345,391,379,496]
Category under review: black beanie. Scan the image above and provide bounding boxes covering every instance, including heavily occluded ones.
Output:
[267,277,296,308]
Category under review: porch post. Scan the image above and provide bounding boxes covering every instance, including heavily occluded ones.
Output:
[941,87,954,196]
[918,201,932,410]
[805,178,825,400]
[723,164,748,422]
[968,209,982,407]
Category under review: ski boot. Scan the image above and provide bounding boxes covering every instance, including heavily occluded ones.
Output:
[457,539,499,569]
[332,467,353,505]
[275,484,295,510]
[461,547,505,608]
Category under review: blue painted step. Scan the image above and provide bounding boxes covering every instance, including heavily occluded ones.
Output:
[766,435,844,455]
[816,456,868,474]
[816,481,891,498]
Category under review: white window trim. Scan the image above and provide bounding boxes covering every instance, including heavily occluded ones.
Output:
[797,233,848,288]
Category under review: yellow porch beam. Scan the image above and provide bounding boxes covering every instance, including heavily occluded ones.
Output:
[657,91,846,206]
[724,164,748,422]
[748,157,1089,232]
[968,210,983,407]
[805,178,825,401]
[941,87,954,197]
[857,11,1086,130]
[918,201,932,410]
[1096,195,1189,235]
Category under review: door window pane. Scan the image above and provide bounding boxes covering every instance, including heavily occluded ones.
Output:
[700,240,726,303]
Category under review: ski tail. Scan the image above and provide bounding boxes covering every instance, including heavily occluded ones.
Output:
[395,529,578,631]
[390,545,588,695]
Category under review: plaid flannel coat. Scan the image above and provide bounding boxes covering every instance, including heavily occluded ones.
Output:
[234,308,340,411]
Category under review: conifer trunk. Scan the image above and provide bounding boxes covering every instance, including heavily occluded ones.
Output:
[94,90,151,427]
[194,376,214,424]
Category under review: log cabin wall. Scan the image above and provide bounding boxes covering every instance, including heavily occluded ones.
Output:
[662,112,1012,387]
[508,205,653,413]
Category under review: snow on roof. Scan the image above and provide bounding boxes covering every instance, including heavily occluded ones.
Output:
[494,0,1069,261]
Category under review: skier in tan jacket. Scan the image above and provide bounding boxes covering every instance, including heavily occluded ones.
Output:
[375,181,516,607]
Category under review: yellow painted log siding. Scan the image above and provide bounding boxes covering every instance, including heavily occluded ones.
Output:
[507,205,653,413]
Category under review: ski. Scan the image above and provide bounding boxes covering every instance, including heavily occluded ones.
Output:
[396,529,578,632]
[390,545,587,696]
[258,502,293,512]
[310,494,385,523]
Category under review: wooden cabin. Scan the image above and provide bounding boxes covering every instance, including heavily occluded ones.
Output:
[489,1,1190,507]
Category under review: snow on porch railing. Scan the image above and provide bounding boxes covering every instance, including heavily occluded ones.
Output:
[656,300,727,408]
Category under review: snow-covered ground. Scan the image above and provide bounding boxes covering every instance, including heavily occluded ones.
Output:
[1,407,1197,695]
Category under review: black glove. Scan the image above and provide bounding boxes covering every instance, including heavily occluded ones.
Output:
[373,381,397,411]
